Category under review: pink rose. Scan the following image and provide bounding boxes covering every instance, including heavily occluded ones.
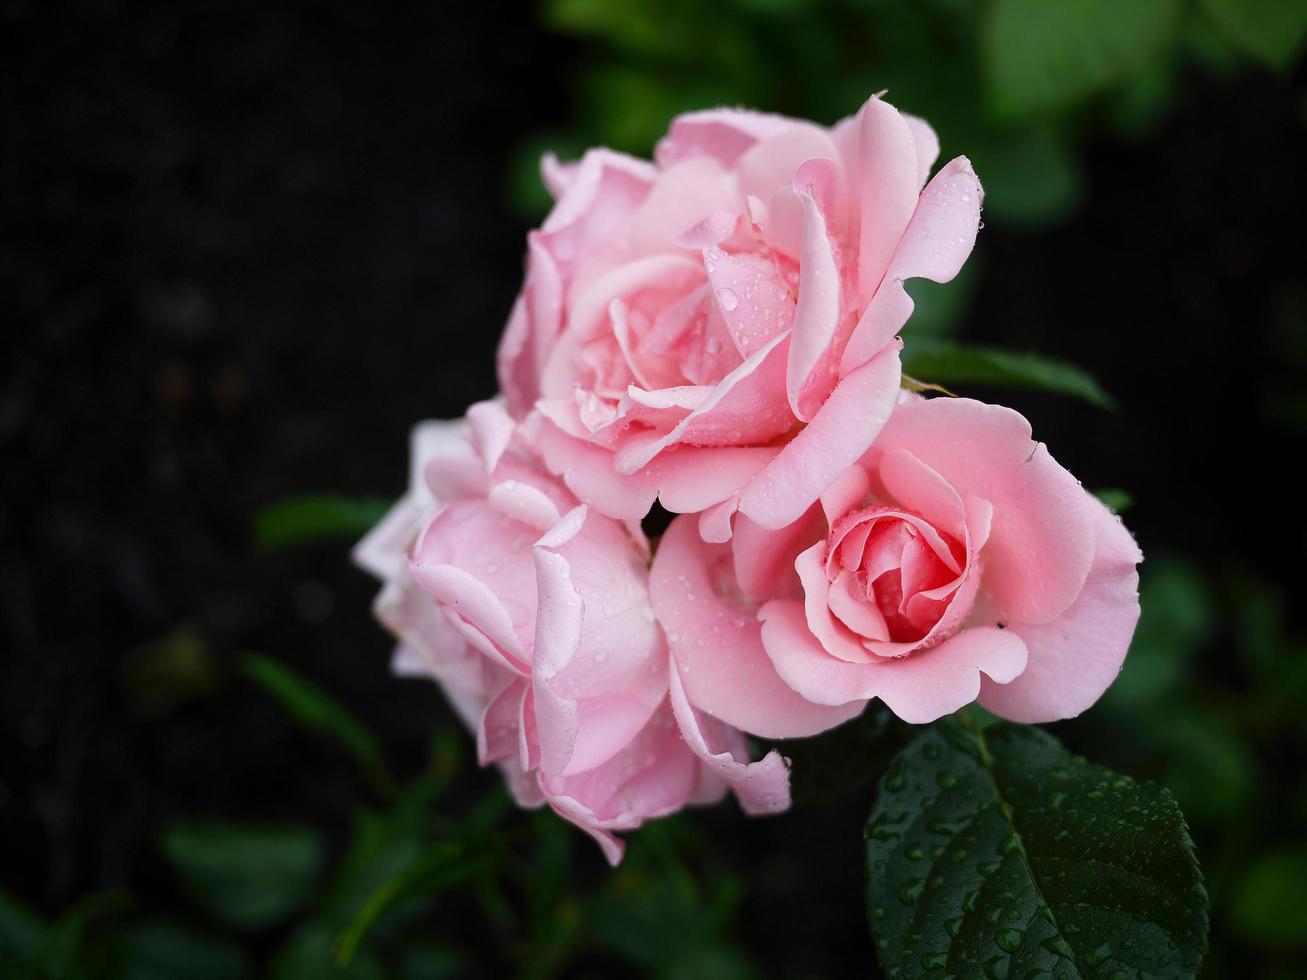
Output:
[650,395,1142,730]
[499,95,983,538]
[354,401,788,863]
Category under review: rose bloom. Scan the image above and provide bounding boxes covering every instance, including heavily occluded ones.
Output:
[499,94,982,539]
[354,401,788,863]
[649,395,1142,732]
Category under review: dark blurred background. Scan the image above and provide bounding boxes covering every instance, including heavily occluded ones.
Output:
[3,0,1306,977]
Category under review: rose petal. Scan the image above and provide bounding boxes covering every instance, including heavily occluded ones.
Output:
[866,397,1096,624]
[650,515,862,738]
[738,342,901,530]
[669,667,792,816]
[840,156,983,374]
[759,600,1027,723]
[979,497,1142,723]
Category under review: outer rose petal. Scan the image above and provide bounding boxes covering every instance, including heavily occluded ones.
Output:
[867,397,1096,624]
[532,507,668,777]
[840,156,983,374]
[655,107,801,169]
[758,600,1027,724]
[786,158,843,420]
[979,497,1142,723]
[650,515,862,738]
[535,410,777,522]
[669,667,791,815]
[540,705,700,866]
[852,96,922,299]
[738,341,902,530]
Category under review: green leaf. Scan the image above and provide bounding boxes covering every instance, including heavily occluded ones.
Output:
[104,921,253,980]
[335,841,498,967]
[1230,842,1307,948]
[254,494,390,552]
[901,340,1117,410]
[161,821,325,931]
[1199,0,1307,73]
[983,0,1181,121]
[240,652,396,799]
[764,703,905,806]
[865,718,1208,978]
[269,923,387,980]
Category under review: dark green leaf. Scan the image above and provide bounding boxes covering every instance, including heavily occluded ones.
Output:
[161,821,324,931]
[1199,0,1307,73]
[335,841,497,966]
[269,923,386,980]
[104,921,252,980]
[764,703,906,806]
[254,494,390,552]
[865,718,1208,978]
[1230,843,1307,948]
[901,340,1117,410]
[240,652,396,798]
[984,0,1181,121]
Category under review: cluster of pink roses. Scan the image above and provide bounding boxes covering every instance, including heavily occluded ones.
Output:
[357,94,1141,864]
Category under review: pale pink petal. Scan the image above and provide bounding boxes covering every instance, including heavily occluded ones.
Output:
[736,122,844,258]
[478,680,525,765]
[759,600,1027,723]
[644,445,778,515]
[486,480,563,532]
[704,246,795,359]
[541,706,700,866]
[540,254,703,399]
[853,96,922,299]
[903,113,940,188]
[738,342,901,530]
[819,463,871,526]
[650,516,861,738]
[669,667,791,816]
[979,498,1142,723]
[408,560,531,673]
[535,417,661,520]
[794,543,875,663]
[655,107,801,169]
[878,448,966,541]
[827,571,890,640]
[732,507,824,603]
[615,332,792,471]
[786,158,844,421]
[698,496,739,544]
[530,544,585,775]
[867,397,1096,624]
[539,151,578,200]
[538,148,656,281]
[840,156,983,374]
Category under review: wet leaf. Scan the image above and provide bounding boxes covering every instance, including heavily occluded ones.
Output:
[865,717,1208,978]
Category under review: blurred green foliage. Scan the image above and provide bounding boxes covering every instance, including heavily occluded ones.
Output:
[514,0,1306,244]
